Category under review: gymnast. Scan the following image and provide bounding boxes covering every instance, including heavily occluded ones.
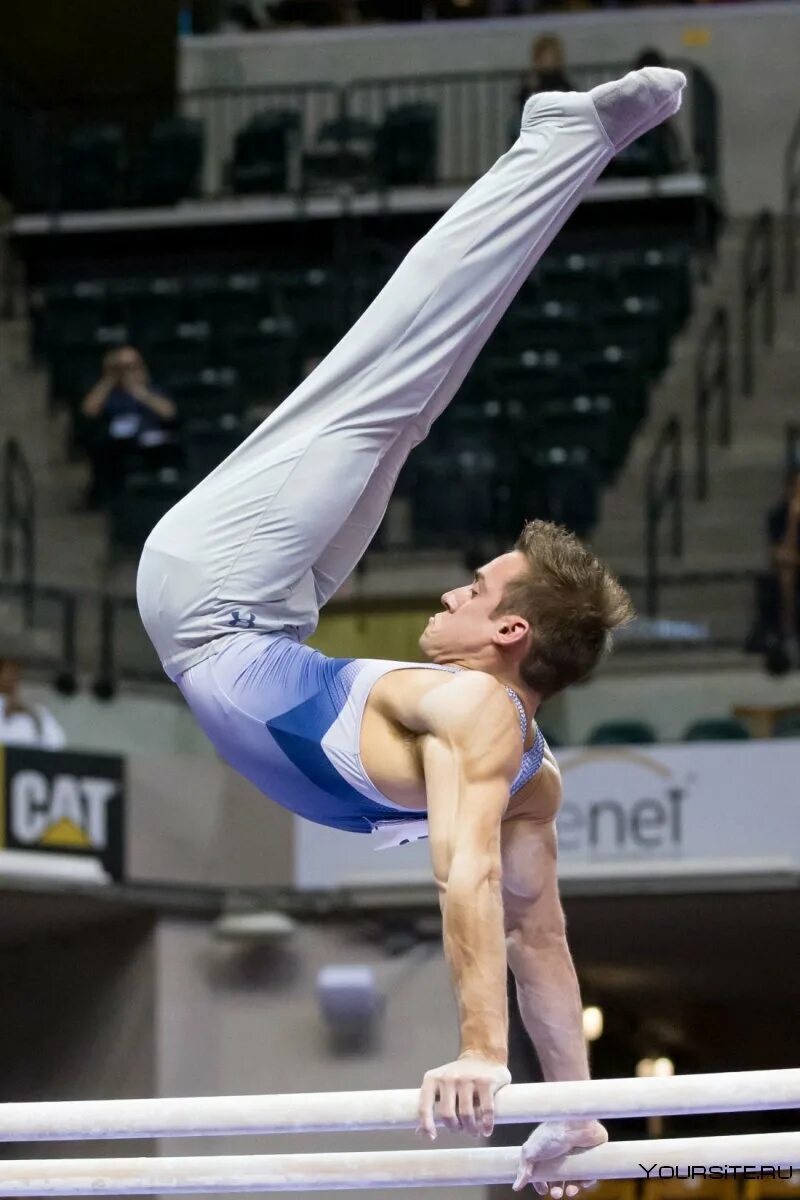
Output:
[137,66,685,1195]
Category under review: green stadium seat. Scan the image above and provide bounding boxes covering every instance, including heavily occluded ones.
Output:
[223,315,297,402]
[587,720,656,746]
[203,273,282,342]
[110,474,187,554]
[538,255,619,309]
[59,124,125,211]
[595,296,669,376]
[683,718,750,742]
[495,301,595,356]
[303,116,376,190]
[373,103,437,187]
[145,320,211,379]
[486,353,586,405]
[773,713,800,739]
[616,249,691,332]
[273,267,340,356]
[136,116,204,207]
[183,426,244,484]
[124,278,189,343]
[165,366,243,427]
[231,110,300,195]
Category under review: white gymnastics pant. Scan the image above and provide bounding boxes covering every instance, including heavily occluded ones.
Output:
[137,90,616,682]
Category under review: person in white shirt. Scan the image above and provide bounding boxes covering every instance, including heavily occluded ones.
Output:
[0,657,67,750]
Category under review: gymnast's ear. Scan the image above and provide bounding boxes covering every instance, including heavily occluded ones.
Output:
[492,612,530,646]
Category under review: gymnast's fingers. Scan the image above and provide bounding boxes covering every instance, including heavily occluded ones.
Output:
[477,1081,495,1136]
[437,1078,460,1132]
[457,1081,480,1137]
[417,1074,438,1140]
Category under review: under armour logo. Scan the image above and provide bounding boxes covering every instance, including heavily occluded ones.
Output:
[228,609,256,629]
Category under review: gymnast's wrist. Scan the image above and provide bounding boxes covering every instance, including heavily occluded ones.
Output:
[459,1045,508,1065]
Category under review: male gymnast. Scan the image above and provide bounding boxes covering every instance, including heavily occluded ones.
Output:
[138,66,685,1194]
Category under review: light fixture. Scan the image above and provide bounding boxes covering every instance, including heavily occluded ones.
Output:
[582,1006,604,1042]
[213,910,297,942]
[636,1056,675,1077]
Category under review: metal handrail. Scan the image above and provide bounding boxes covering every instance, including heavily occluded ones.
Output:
[6,59,717,216]
[787,423,800,475]
[741,209,775,397]
[1,438,36,625]
[644,416,683,619]
[695,306,731,501]
[784,109,800,293]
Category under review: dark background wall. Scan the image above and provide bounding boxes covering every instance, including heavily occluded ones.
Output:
[0,0,179,106]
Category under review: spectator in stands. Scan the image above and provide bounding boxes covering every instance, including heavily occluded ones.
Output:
[747,469,800,672]
[518,34,574,113]
[81,347,178,509]
[0,655,66,750]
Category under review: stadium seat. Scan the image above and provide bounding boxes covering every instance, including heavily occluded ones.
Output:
[373,103,437,187]
[486,352,586,406]
[273,267,340,356]
[603,120,683,178]
[145,320,212,379]
[303,115,376,190]
[165,366,243,427]
[231,110,300,195]
[587,720,656,745]
[616,249,691,333]
[528,443,600,537]
[595,296,670,376]
[39,281,117,356]
[222,314,297,402]
[110,473,187,553]
[123,277,189,344]
[183,425,244,484]
[495,301,595,356]
[136,116,204,206]
[683,717,750,742]
[538,254,619,309]
[773,712,800,739]
[59,124,125,211]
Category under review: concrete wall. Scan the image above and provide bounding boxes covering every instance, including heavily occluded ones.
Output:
[154,917,485,1200]
[180,1,800,214]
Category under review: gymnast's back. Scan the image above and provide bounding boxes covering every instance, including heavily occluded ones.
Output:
[176,630,549,837]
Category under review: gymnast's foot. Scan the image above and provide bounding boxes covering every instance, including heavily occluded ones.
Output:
[589,66,686,152]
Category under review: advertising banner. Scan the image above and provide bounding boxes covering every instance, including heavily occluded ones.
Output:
[294,740,800,891]
[0,746,125,882]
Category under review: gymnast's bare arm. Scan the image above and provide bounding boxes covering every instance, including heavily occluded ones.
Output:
[501,767,608,1194]
[400,671,521,1139]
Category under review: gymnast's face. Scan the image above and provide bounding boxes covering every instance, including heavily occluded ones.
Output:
[419,551,529,665]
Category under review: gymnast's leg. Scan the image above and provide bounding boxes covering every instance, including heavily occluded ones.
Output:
[137,69,685,677]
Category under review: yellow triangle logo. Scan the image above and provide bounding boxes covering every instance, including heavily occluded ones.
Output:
[39,818,92,849]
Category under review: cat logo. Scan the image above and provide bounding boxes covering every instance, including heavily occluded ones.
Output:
[10,770,116,851]
[0,747,125,879]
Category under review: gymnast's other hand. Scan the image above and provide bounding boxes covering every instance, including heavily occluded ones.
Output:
[416,1055,511,1140]
[513,1118,608,1195]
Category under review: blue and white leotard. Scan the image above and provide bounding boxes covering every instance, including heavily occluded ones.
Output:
[177,631,546,837]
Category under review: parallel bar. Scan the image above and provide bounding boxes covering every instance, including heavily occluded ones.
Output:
[0,1070,799,1142]
[0,1133,798,1195]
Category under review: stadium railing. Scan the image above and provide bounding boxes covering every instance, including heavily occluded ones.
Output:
[2,437,36,626]
[694,305,731,502]
[4,61,718,216]
[741,209,775,398]
[784,106,800,294]
[644,414,683,619]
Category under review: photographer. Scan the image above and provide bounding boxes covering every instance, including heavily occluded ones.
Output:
[81,346,178,509]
